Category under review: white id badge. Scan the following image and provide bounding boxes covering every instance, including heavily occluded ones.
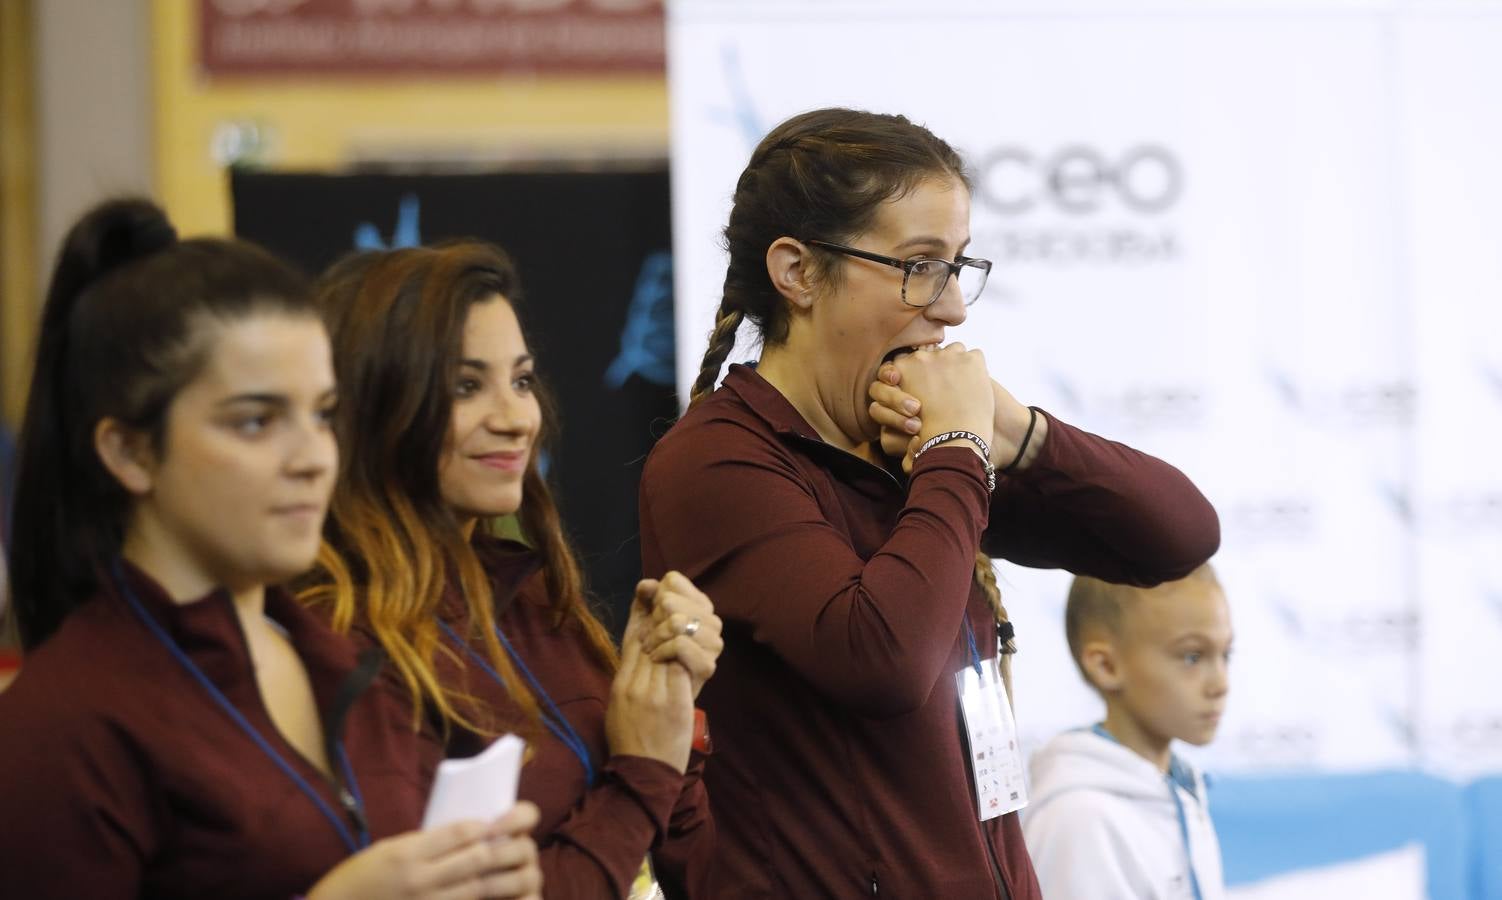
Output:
[956,656,1028,820]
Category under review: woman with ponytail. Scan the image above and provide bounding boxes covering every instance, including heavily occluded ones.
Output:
[638,108,1221,898]
[0,200,542,899]
[302,242,720,900]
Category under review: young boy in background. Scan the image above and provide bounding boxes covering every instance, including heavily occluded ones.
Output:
[1022,565,1232,900]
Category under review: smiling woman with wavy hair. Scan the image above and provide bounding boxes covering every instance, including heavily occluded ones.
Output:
[302,245,563,736]
[302,241,723,899]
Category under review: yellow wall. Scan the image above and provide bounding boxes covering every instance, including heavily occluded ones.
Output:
[1,0,37,425]
[152,0,669,237]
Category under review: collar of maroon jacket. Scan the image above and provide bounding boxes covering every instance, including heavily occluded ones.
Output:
[441,534,544,621]
[719,364,824,441]
[108,559,367,709]
[719,363,910,492]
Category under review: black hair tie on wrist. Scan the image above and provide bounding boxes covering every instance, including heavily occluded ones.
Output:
[1000,406,1040,474]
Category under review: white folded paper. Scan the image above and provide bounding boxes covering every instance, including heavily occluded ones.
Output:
[421,733,525,829]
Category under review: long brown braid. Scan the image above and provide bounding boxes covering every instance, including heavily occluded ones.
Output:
[687,302,745,408]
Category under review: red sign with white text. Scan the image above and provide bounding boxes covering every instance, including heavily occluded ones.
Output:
[199,0,665,76]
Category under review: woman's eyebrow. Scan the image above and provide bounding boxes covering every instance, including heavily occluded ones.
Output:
[215,393,287,409]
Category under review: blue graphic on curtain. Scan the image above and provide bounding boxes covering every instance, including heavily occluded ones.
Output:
[708,43,765,151]
[605,251,675,389]
[355,194,422,250]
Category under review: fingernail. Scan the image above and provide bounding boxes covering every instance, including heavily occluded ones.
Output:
[902,399,919,415]
[906,418,921,433]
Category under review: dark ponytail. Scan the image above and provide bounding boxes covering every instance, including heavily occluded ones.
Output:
[6,198,311,649]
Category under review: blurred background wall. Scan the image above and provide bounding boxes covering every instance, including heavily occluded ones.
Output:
[665,3,1502,895]
[2,0,669,426]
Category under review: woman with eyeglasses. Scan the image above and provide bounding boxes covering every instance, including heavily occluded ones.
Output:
[0,200,543,899]
[300,242,721,900]
[638,108,1221,898]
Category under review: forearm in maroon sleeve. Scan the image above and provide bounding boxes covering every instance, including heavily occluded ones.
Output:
[648,752,715,899]
[640,437,990,716]
[534,755,683,899]
[981,410,1220,585]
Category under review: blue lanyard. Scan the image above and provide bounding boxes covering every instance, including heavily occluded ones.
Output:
[1169,775,1206,900]
[112,561,370,854]
[962,615,983,675]
[1090,724,1205,900]
[437,619,596,786]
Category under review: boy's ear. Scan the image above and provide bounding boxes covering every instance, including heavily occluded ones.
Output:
[766,237,817,312]
[95,417,157,496]
[1081,638,1124,692]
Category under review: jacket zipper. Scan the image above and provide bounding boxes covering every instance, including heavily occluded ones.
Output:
[231,611,381,848]
[333,781,368,842]
[788,433,905,490]
[795,417,990,900]
[964,713,1011,900]
[323,647,386,846]
[983,822,1012,900]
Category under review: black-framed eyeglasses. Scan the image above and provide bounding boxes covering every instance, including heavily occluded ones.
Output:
[804,239,992,308]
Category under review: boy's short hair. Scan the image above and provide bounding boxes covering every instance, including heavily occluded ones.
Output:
[1065,565,1221,687]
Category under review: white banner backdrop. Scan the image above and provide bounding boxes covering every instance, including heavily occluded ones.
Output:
[668,0,1502,775]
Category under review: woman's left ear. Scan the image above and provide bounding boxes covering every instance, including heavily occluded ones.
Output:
[766,237,817,311]
[94,418,157,496]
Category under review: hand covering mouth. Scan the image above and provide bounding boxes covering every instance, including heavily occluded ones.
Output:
[881,342,943,365]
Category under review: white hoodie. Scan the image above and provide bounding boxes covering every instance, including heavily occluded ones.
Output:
[1022,727,1225,900]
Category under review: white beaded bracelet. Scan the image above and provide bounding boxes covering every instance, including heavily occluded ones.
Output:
[912,430,996,493]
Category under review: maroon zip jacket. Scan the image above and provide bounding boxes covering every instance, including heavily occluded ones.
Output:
[416,534,714,899]
[638,365,1220,899]
[0,563,425,899]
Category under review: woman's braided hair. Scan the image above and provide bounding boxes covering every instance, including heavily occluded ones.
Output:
[689,108,1011,633]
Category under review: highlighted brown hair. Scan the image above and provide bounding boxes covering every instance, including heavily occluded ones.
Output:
[300,242,616,735]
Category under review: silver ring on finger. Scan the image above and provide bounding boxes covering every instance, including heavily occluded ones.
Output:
[682,617,701,637]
